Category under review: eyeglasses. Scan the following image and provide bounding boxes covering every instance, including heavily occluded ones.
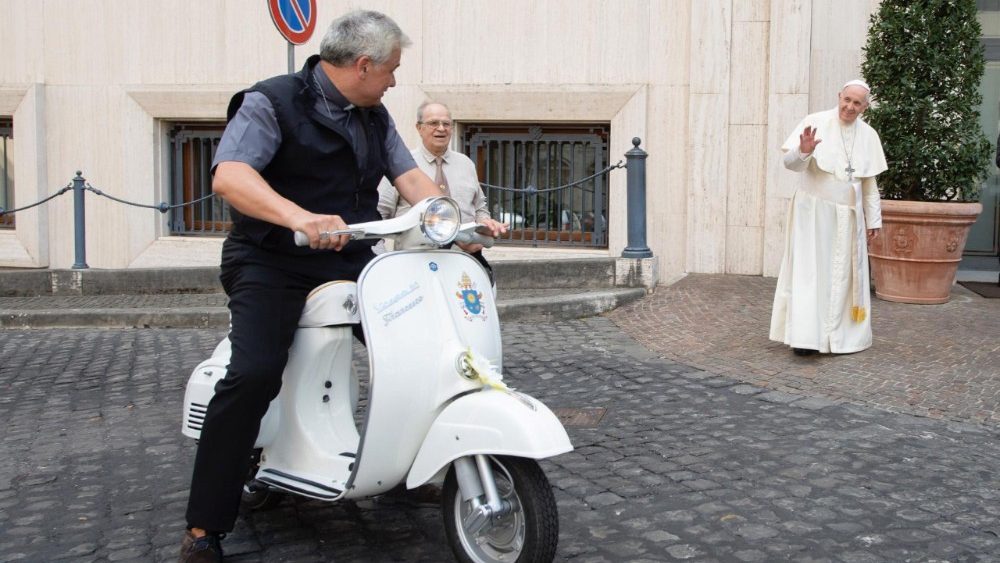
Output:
[419,120,454,130]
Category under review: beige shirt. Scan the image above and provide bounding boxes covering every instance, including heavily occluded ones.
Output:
[377,145,491,223]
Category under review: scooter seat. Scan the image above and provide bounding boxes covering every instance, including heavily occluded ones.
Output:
[300,281,360,327]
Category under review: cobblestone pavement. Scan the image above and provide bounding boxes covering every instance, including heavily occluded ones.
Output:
[609,274,1000,427]
[2,320,999,562]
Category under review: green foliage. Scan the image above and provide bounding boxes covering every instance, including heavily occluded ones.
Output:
[861,0,992,201]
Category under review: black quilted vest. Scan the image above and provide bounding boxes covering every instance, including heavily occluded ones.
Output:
[224,55,390,257]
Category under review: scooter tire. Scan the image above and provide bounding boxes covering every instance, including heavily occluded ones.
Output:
[442,456,559,563]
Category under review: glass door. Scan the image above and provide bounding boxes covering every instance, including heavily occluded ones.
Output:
[970,4,1000,255]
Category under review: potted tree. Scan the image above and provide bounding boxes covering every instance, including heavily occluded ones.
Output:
[861,0,992,304]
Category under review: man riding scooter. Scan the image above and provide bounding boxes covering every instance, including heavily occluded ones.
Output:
[179,10,504,562]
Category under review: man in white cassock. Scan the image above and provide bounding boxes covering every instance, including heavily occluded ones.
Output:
[770,80,888,356]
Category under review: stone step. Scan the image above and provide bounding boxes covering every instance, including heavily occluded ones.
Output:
[0,287,646,328]
[0,257,625,297]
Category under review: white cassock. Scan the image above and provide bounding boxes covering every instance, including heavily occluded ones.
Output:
[769,107,888,354]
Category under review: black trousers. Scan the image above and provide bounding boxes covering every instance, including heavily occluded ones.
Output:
[468,249,494,286]
[185,247,370,533]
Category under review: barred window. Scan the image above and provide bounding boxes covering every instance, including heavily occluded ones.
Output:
[168,123,230,235]
[463,123,610,248]
[0,118,13,229]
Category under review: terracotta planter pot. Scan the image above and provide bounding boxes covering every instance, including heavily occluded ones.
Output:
[868,200,982,304]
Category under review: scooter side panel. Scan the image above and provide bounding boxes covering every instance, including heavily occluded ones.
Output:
[406,389,573,489]
[255,326,361,496]
[351,250,500,496]
[180,337,282,447]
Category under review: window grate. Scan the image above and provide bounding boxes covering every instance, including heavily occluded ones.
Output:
[0,118,13,229]
[463,123,610,248]
[169,123,229,236]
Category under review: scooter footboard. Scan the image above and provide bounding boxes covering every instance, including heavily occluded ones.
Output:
[405,389,573,488]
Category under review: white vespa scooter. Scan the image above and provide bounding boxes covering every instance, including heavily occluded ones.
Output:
[182,197,573,562]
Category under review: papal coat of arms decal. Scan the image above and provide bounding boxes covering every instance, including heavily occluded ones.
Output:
[456,272,488,321]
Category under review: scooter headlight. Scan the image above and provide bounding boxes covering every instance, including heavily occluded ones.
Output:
[420,197,461,246]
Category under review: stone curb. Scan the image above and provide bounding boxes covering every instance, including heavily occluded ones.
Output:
[0,307,231,329]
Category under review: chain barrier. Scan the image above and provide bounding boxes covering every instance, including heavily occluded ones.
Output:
[0,181,215,218]
[479,160,625,193]
[1,161,625,218]
[0,183,73,217]
[84,184,215,213]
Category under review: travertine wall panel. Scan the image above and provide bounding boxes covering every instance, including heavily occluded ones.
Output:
[730,22,769,125]
[690,0,732,94]
[0,2,43,85]
[768,0,811,94]
[809,50,862,110]
[735,0,771,22]
[121,93,160,263]
[646,85,689,277]
[728,125,767,227]
[726,225,764,274]
[42,2,125,86]
[726,124,766,274]
[423,0,648,86]
[649,1,691,86]
[687,93,729,273]
[687,0,731,273]
[808,0,876,110]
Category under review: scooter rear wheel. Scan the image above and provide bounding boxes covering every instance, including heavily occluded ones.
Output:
[443,456,559,563]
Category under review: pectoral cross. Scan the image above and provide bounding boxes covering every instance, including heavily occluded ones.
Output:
[845,164,855,182]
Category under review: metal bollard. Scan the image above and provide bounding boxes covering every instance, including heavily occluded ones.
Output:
[622,138,652,258]
[72,171,89,269]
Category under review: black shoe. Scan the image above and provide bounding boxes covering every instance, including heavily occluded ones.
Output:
[179,530,224,563]
[792,348,817,356]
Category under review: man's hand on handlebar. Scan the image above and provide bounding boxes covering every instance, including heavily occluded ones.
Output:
[476,218,508,238]
[290,211,350,251]
[456,218,508,253]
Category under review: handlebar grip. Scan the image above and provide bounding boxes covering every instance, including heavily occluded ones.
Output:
[455,230,495,249]
[294,231,310,247]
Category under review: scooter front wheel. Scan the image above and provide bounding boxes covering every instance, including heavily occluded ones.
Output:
[443,456,559,563]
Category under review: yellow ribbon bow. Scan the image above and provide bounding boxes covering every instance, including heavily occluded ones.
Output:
[460,347,510,392]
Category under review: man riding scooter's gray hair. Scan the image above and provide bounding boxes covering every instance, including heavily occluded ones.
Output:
[320,10,412,67]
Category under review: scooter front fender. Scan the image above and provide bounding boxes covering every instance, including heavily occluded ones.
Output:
[405,389,573,489]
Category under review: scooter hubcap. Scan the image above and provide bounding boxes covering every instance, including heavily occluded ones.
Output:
[455,461,525,561]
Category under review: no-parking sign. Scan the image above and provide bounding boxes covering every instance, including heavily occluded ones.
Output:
[268,0,317,45]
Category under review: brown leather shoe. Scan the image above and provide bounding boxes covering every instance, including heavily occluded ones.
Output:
[179,530,224,563]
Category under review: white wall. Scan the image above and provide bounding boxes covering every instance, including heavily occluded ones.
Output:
[0,0,877,279]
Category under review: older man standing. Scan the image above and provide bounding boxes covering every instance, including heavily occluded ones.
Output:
[378,101,505,281]
[770,80,888,356]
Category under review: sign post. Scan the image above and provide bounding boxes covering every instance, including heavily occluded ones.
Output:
[267,0,318,73]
